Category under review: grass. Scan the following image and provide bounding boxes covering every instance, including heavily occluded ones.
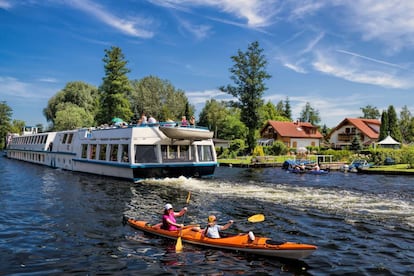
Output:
[369,164,414,172]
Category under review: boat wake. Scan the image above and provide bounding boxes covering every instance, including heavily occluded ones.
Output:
[136,176,414,229]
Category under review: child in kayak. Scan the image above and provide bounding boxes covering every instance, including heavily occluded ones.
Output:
[160,203,187,231]
[203,215,233,238]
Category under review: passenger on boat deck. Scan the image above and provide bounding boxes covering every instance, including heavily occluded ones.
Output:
[138,113,147,125]
[189,116,196,127]
[181,116,188,127]
[160,203,187,231]
[313,163,320,171]
[197,215,233,238]
[148,115,157,124]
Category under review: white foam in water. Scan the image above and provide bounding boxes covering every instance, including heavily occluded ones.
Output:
[134,177,414,227]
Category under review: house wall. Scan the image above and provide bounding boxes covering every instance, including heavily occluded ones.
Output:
[289,138,320,148]
[330,124,372,148]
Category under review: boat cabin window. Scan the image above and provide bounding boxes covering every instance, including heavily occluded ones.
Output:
[99,144,107,161]
[121,144,129,162]
[109,144,118,161]
[161,145,194,162]
[81,144,88,158]
[180,145,194,161]
[67,133,73,144]
[90,144,97,160]
[135,145,157,163]
[62,134,68,144]
[197,145,214,162]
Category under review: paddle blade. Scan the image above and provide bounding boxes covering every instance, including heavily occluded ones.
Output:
[175,236,183,252]
[186,191,191,204]
[248,214,265,223]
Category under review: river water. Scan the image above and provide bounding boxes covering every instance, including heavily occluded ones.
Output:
[0,156,413,275]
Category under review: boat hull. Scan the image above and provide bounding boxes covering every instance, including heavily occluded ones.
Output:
[125,218,317,259]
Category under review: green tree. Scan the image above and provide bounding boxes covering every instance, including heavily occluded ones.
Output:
[129,76,194,122]
[220,41,271,153]
[43,81,99,129]
[198,99,229,138]
[399,105,413,143]
[260,101,290,123]
[360,105,380,119]
[379,110,388,141]
[54,103,95,130]
[0,101,12,149]
[321,124,330,140]
[299,102,320,125]
[97,46,133,124]
[387,105,402,142]
[11,120,25,134]
[283,97,292,120]
[350,135,363,152]
[260,101,278,122]
[219,108,248,140]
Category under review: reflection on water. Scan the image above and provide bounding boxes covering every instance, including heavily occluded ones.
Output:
[0,158,413,275]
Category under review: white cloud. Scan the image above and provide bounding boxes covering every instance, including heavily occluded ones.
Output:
[186,89,229,105]
[67,0,154,38]
[288,1,325,20]
[283,62,307,74]
[177,18,212,40]
[341,1,414,52]
[0,0,12,10]
[150,0,278,28]
[38,77,59,83]
[312,51,412,89]
[336,50,408,70]
[0,76,56,99]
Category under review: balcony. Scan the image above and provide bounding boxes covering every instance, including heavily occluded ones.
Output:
[337,133,363,142]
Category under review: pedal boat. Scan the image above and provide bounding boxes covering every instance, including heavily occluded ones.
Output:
[125,218,317,259]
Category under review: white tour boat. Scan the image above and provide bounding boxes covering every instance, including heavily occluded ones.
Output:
[5,123,217,182]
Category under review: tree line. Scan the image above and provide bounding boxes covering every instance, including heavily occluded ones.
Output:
[2,42,414,152]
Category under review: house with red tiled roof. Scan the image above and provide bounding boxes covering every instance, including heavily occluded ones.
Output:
[259,120,323,148]
[327,118,380,149]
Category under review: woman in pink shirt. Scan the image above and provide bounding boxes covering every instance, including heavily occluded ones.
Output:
[161,203,187,231]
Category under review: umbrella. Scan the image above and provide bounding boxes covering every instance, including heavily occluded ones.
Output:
[111,117,124,123]
[297,147,308,153]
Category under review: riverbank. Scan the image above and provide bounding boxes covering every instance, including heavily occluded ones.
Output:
[218,158,414,175]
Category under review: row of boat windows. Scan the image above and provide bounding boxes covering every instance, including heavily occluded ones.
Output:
[80,144,214,163]
[8,152,46,162]
[10,133,75,146]
[11,135,48,145]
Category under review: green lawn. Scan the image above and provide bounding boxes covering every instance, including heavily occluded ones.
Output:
[369,164,414,172]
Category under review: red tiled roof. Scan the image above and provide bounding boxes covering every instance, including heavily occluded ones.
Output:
[265,121,323,138]
[330,118,380,139]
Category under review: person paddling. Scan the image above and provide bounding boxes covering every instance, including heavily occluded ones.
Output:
[161,203,187,231]
[203,215,233,238]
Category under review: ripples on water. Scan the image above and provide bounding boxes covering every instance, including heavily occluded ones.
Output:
[0,157,413,275]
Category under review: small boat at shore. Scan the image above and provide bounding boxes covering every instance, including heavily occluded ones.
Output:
[287,168,329,175]
[159,125,214,140]
[124,217,317,259]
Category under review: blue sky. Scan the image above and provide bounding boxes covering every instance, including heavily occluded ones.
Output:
[1,0,414,128]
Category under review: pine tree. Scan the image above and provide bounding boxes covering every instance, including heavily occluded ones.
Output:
[379,110,388,141]
[97,46,133,124]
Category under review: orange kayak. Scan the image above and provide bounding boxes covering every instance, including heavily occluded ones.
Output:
[125,217,317,259]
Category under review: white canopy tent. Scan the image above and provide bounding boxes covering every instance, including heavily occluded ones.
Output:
[377,135,401,149]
